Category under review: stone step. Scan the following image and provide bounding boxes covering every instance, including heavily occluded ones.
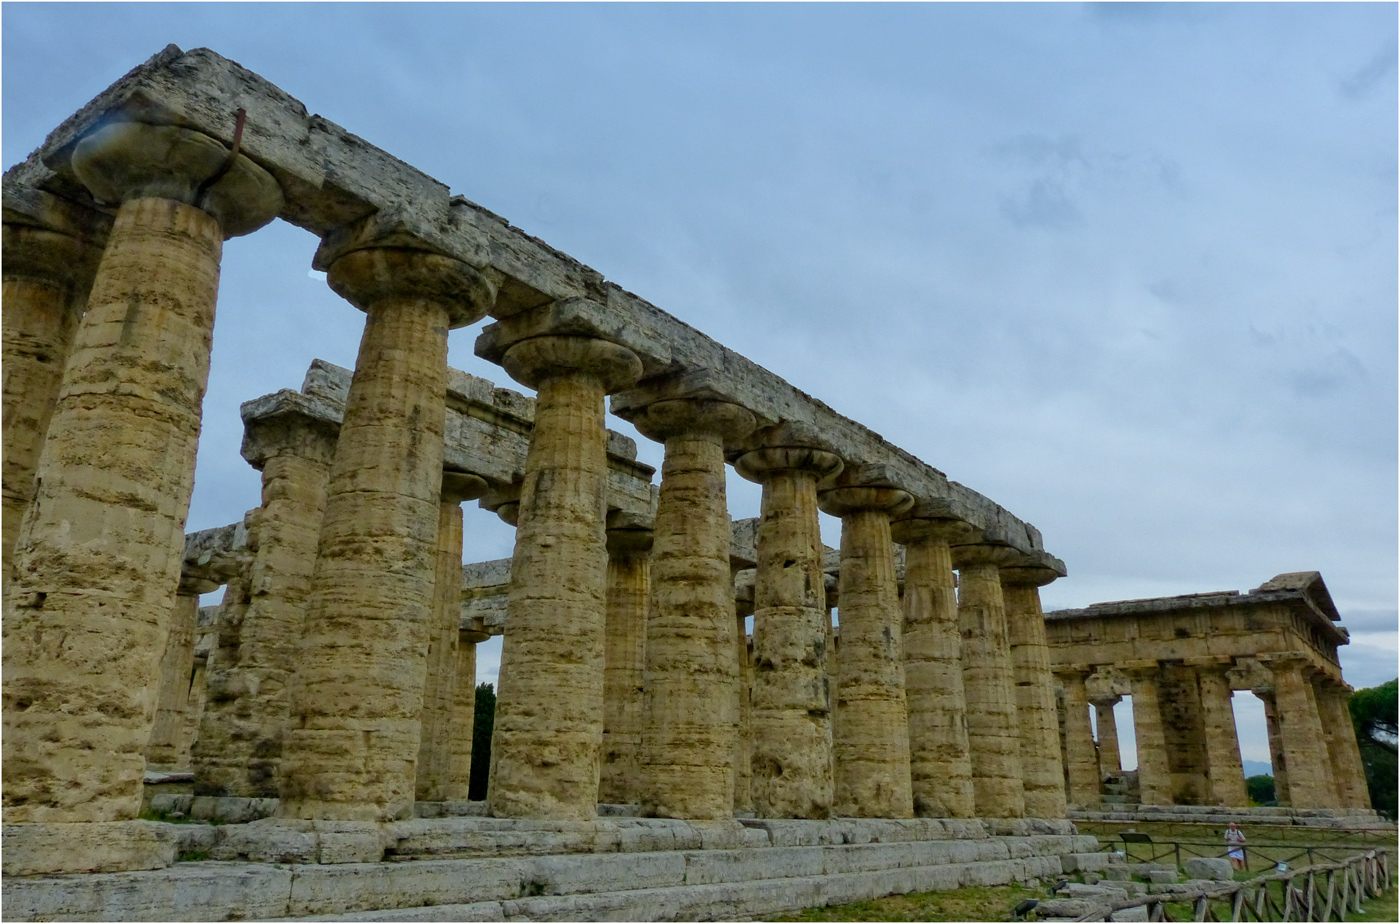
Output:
[289,855,1069,922]
[4,833,1097,921]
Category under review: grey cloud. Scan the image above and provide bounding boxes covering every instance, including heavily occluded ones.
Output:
[1339,40,1398,100]
[1285,348,1368,398]
[1000,177,1081,229]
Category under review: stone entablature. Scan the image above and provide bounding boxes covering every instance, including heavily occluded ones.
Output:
[1046,572,1347,684]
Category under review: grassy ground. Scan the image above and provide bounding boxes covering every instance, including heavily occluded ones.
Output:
[774,877,1398,922]
[771,883,1039,922]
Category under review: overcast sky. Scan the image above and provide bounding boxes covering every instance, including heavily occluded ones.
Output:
[5,3,1395,770]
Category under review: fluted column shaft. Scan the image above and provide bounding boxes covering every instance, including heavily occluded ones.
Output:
[733,588,755,814]
[1262,693,1291,805]
[891,518,975,819]
[1060,672,1100,807]
[600,528,652,805]
[1094,699,1123,779]
[1270,660,1338,809]
[1,223,101,572]
[193,412,338,796]
[1002,572,1067,819]
[1196,667,1247,807]
[447,630,489,800]
[635,399,754,818]
[417,472,488,802]
[822,485,914,819]
[145,588,208,770]
[280,247,493,821]
[736,447,843,819]
[953,544,1026,818]
[3,177,259,822]
[1126,665,1171,806]
[488,335,642,820]
[1314,683,1370,810]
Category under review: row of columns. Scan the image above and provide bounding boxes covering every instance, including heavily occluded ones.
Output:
[1057,657,1370,811]
[1,115,1067,860]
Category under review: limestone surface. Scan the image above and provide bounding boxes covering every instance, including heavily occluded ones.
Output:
[280,247,493,821]
[890,518,976,819]
[4,193,226,825]
[489,335,641,820]
[736,447,842,819]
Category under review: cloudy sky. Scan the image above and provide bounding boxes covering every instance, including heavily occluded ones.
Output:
[5,3,1395,770]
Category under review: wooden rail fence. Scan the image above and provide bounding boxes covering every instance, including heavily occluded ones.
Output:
[1070,849,1392,922]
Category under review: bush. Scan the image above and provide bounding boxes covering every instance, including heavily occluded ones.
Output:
[1246,774,1276,806]
[469,682,496,801]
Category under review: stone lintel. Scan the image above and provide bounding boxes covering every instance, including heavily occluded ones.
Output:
[182,522,251,587]
[1118,659,1162,676]
[1055,664,1094,678]
[310,206,497,280]
[1,178,112,244]
[476,297,671,377]
[15,44,1052,558]
[284,359,656,519]
[1182,655,1234,671]
[612,368,774,429]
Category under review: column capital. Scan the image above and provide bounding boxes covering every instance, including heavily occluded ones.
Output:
[1184,655,1235,674]
[606,525,654,557]
[240,394,343,470]
[949,542,1023,570]
[480,482,521,527]
[734,445,843,483]
[626,397,756,445]
[459,627,492,645]
[818,485,913,518]
[502,335,643,393]
[70,120,282,237]
[890,516,981,546]
[327,246,496,329]
[441,470,489,505]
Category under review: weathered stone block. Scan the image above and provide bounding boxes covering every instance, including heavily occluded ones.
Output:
[1,821,178,876]
[287,858,524,917]
[1183,857,1234,880]
[522,852,686,895]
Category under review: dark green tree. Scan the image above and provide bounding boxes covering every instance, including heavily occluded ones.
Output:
[1349,679,1397,820]
[468,682,496,801]
[1246,774,1276,806]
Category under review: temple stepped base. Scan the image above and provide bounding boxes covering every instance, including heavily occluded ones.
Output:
[3,817,1094,922]
[1071,804,1391,829]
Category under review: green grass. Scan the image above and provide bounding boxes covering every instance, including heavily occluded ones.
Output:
[772,883,1039,922]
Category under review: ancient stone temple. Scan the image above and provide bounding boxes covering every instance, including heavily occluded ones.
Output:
[0,44,1374,922]
[1046,573,1378,824]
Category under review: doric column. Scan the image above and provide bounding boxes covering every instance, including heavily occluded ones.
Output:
[1,212,104,572]
[1261,693,1291,805]
[889,515,977,819]
[1093,698,1123,779]
[951,541,1026,818]
[447,628,490,801]
[279,244,495,821]
[734,446,843,819]
[820,480,915,819]
[600,522,653,806]
[1058,669,1100,808]
[1314,681,1370,810]
[193,398,339,797]
[1192,660,1247,807]
[1123,661,1171,806]
[487,335,642,820]
[1002,558,1068,819]
[416,470,489,802]
[633,398,756,819]
[145,579,216,770]
[1268,656,1338,809]
[3,121,281,830]
[732,572,755,814]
